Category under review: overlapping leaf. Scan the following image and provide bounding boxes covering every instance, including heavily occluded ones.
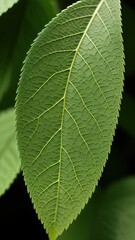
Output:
[0,108,20,196]
[0,0,19,16]
[16,0,124,239]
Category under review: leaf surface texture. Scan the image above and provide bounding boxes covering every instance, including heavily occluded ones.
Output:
[0,108,20,196]
[16,0,124,239]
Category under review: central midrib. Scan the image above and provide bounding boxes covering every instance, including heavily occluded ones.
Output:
[53,0,105,225]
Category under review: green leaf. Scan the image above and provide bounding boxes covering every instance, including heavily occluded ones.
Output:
[0,108,20,197]
[0,0,19,16]
[0,0,58,105]
[59,177,135,240]
[16,0,124,239]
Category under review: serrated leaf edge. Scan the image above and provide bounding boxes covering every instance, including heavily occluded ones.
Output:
[15,0,125,239]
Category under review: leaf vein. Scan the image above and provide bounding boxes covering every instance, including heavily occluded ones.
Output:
[77,52,109,107]
[60,184,74,203]
[30,161,60,191]
[39,180,59,198]
[20,97,64,136]
[86,33,113,79]
[53,0,105,225]
[38,97,64,119]
[69,80,104,137]
[97,12,110,36]
[40,49,75,58]
[28,32,84,62]
[62,147,83,190]
[30,128,61,167]
[104,0,116,23]
[65,108,91,152]
[24,69,70,105]
[59,14,93,25]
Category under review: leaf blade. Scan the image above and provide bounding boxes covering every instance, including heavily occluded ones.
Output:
[16,0,124,239]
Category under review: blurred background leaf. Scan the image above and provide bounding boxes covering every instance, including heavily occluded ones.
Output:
[0,108,20,196]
